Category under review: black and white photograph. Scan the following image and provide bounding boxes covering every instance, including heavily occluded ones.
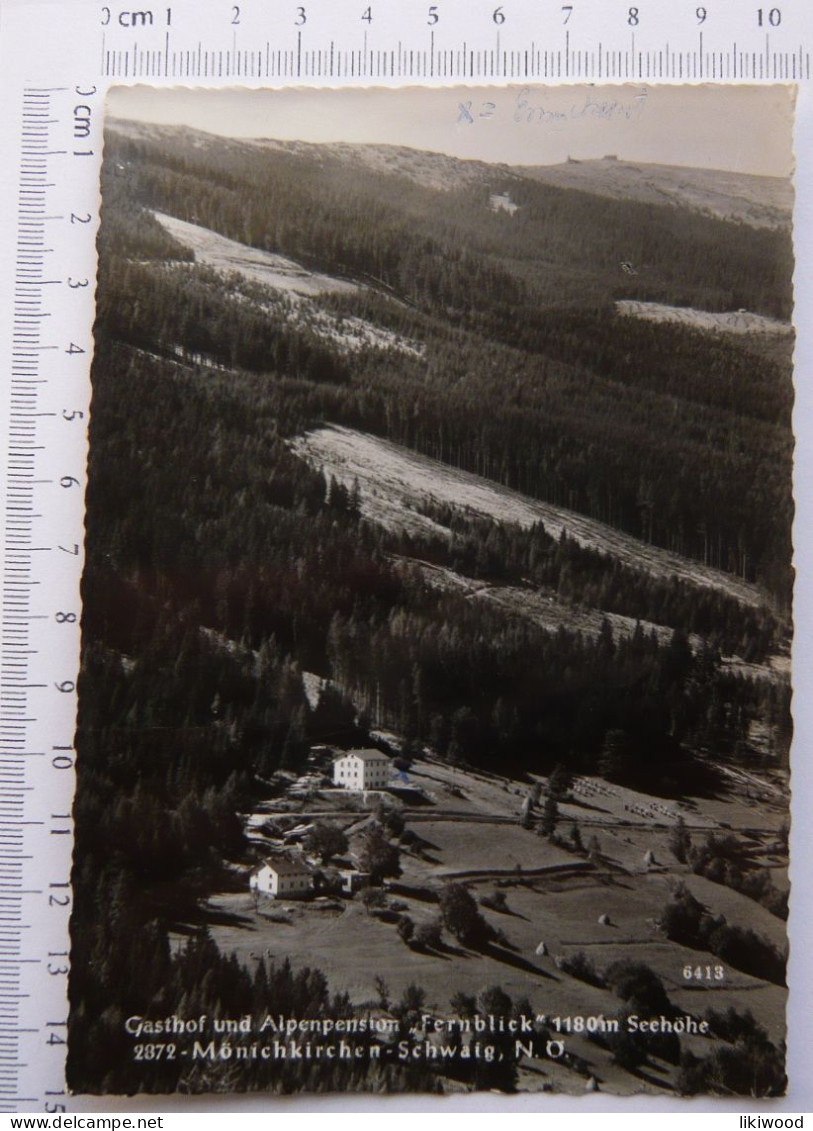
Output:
[68,83,794,1099]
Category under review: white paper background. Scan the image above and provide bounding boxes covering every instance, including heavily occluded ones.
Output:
[0,0,810,1115]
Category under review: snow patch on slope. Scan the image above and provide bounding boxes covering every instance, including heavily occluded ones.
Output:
[154,211,360,299]
[290,424,766,609]
[616,300,792,336]
[153,211,423,358]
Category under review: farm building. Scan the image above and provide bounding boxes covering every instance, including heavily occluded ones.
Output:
[333,749,392,791]
[249,855,313,899]
[336,867,370,894]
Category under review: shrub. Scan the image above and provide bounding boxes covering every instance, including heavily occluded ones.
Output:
[668,816,691,863]
[605,1028,647,1071]
[604,960,671,1015]
[361,886,388,913]
[319,866,343,895]
[392,983,426,1027]
[661,883,704,942]
[645,1028,681,1065]
[558,951,605,988]
[374,800,405,838]
[539,795,558,838]
[449,991,477,1017]
[710,1041,786,1097]
[439,882,494,947]
[478,985,513,1019]
[304,820,348,864]
[704,1006,768,1046]
[374,975,390,1010]
[705,922,786,985]
[677,1050,709,1095]
[678,1041,786,1097]
[359,823,401,884]
[758,885,789,919]
[513,995,534,1023]
[689,834,787,919]
[414,919,443,950]
[480,889,508,913]
[397,914,414,944]
[597,1014,680,1069]
[548,764,573,799]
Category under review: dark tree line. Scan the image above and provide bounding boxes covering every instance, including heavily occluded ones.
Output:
[394,506,781,660]
[101,125,795,603]
[109,127,793,319]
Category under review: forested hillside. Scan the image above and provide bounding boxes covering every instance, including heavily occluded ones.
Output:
[68,120,793,1095]
[515,155,792,230]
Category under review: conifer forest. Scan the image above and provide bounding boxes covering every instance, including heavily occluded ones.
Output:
[68,101,793,1098]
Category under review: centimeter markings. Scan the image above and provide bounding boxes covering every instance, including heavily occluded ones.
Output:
[0,85,55,1113]
[1,80,92,1111]
[101,29,811,81]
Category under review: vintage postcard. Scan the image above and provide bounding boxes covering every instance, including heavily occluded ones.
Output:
[68,83,794,1098]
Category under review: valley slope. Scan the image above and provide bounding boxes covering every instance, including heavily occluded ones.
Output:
[68,114,794,1097]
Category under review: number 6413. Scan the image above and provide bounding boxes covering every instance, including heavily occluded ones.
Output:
[683,964,725,980]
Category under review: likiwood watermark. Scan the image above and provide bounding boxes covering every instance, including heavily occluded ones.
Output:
[739,1120,804,1128]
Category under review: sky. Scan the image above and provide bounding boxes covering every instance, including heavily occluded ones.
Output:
[108,83,794,177]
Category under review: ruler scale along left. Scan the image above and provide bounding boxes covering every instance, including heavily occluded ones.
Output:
[2,86,63,1114]
[1,81,100,1113]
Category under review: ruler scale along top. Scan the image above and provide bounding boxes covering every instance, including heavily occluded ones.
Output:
[95,0,813,83]
[102,33,813,84]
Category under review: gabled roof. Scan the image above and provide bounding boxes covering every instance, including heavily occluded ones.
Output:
[255,856,311,877]
[335,748,391,763]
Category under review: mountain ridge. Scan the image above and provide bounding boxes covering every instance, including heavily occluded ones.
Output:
[107,117,792,229]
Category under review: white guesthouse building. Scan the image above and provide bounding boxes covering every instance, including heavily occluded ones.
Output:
[249,855,312,899]
[333,749,392,791]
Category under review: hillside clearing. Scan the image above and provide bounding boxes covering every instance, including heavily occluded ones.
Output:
[153,211,423,358]
[616,300,792,336]
[154,211,360,298]
[518,156,792,230]
[291,425,766,608]
[392,557,783,683]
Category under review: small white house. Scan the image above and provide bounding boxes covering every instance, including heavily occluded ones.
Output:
[249,855,312,899]
[333,749,392,791]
